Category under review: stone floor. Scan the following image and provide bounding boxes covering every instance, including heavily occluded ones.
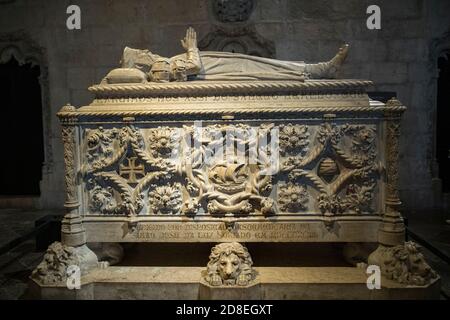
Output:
[0,208,58,299]
[404,209,450,299]
[0,209,51,248]
[0,208,448,299]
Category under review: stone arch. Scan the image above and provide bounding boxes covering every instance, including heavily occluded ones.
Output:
[0,31,53,203]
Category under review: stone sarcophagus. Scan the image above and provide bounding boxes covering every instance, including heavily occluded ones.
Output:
[32,29,439,297]
[57,80,401,245]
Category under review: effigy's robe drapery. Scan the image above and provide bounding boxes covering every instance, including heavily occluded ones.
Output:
[120,43,343,82]
[195,51,309,81]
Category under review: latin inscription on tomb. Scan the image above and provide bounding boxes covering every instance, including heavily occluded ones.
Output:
[93,93,365,105]
[134,222,319,242]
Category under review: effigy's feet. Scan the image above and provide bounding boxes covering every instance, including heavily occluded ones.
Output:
[330,44,350,67]
[325,44,349,77]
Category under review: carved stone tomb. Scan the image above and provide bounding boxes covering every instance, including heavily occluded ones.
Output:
[30,28,440,299]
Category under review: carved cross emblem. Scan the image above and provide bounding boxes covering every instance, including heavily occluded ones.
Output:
[119,157,145,183]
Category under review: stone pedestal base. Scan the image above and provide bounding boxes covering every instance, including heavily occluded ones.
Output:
[29,266,440,300]
[199,279,262,300]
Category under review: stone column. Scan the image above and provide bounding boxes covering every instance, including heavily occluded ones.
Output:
[59,104,86,247]
[368,98,438,286]
[378,98,406,246]
[31,105,98,287]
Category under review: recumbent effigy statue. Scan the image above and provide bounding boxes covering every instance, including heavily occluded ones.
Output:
[105,27,349,83]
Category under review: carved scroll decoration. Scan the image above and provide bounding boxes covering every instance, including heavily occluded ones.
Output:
[181,123,276,216]
[281,122,379,216]
[82,125,176,216]
[81,122,380,218]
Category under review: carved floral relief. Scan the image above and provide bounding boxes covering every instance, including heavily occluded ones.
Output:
[278,182,308,212]
[281,122,379,216]
[80,122,379,218]
[148,184,183,214]
[181,123,276,216]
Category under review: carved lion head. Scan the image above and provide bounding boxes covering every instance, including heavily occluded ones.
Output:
[382,241,437,286]
[32,242,79,284]
[205,242,254,286]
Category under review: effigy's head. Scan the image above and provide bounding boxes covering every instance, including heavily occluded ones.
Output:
[171,58,187,82]
[150,58,171,82]
[206,242,254,286]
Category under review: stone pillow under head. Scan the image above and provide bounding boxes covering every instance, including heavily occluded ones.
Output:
[103,68,148,84]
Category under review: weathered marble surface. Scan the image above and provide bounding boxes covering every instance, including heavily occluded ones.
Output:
[2,0,448,211]
[56,79,395,244]
[29,266,441,300]
[114,27,349,82]
[36,36,438,294]
[83,220,381,243]
[0,208,447,299]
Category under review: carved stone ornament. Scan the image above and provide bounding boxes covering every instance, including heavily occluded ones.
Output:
[205,242,255,286]
[78,120,384,220]
[278,182,308,212]
[281,122,379,217]
[62,125,78,204]
[148,183,183,214]
[198,25,276,58]
[83,125,175,216]
[147,126,179,158]
[181,123,275,216]
[103,27,349,83]
[31,242,79,284]
[212,0,255,23]
[31,242,98,285]
[368,241,438,286]
[279,124,310,156]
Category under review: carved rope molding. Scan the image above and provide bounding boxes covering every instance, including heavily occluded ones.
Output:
[57,106,407,119]
[88,80,374,97]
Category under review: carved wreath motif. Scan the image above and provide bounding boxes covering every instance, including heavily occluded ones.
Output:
[83,126,175,215]
[281,122,379,216]
[80,122,379,218]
